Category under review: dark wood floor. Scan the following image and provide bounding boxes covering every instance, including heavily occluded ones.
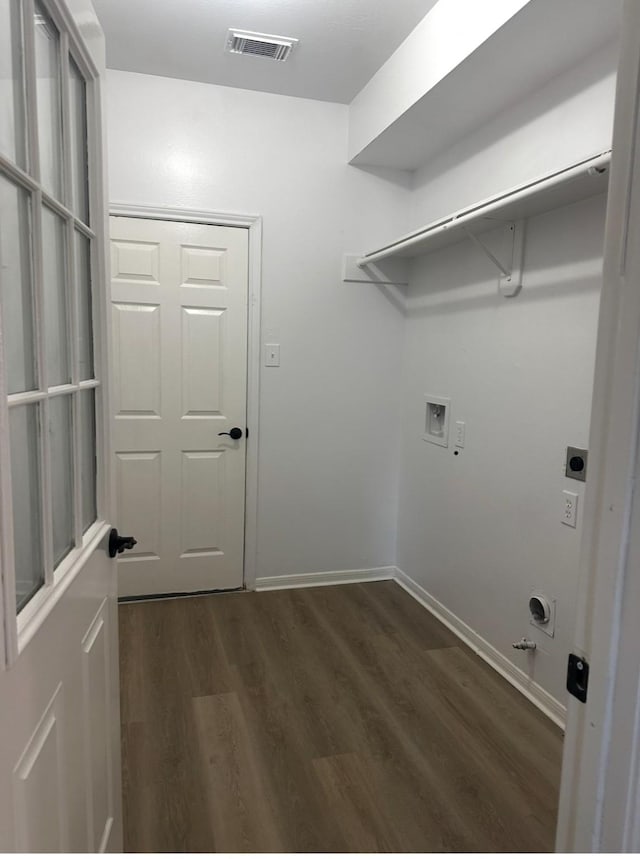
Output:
[119,581,563,852]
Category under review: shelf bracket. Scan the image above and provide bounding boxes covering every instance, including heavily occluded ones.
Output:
[342,253,409,286]
[462,220,525,297]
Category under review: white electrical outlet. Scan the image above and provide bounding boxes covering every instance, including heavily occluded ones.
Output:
[562,490,578,528]
[455,421,465,448]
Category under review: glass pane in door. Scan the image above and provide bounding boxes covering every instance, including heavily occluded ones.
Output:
[78,388,97,531]
[34,3,63,200]
[10,404,44,611]
[68,58,89,223]
[49,394,74,566]
[0,0,26,166]
[75,230,94,379]
[0,174,37,393]
[42,205,70,385]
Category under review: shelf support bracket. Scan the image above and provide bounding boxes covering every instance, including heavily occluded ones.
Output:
[462,220,525,297]
[462,225,511,277]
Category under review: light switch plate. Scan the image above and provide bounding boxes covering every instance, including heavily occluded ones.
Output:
[265,343,280,367]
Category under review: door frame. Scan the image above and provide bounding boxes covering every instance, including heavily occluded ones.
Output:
[108,203,262,591]
[556,0,640,850]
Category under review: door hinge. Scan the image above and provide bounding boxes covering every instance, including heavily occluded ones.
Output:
[567,653,589,702]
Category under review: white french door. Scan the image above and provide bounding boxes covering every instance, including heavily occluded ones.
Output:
[110,215,249,597]
[0,0,121,851]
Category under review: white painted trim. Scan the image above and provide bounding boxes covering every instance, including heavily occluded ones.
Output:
[108,203,263,591]
[255,567,395,591]
[97,815,114,854]
[81,597,108,849]
[16,521,110,652]
[109,203,261,229]
[44,0,100,81]
[0,0,109,667]
[394,567,567,729]
[556,4,640,851]
[0,309,13,668]
[12,681,67,851]
[243,218,262,591]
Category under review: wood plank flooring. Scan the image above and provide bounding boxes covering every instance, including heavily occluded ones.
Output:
[119,581,563,852]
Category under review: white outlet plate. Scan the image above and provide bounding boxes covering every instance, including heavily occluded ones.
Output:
[562,490,578,528]
[264,343,280,367]
[455,420,465,448]
[423,395,450,447]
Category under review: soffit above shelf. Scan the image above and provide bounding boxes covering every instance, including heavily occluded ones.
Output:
[348,0,621,171]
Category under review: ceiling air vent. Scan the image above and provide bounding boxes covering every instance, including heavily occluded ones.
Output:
[226,29,298,62]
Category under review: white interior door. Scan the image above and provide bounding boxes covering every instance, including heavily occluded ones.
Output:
[0,0,121,851]
[109,215,249,597]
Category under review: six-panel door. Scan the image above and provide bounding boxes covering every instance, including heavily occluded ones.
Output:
[109,217,249,597]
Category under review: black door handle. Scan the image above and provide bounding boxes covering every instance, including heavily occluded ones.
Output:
[108,528,137,558]
[218,427,243,440]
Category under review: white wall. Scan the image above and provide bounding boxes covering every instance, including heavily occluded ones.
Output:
[105,69,410,580]
[397,193,605,702]
[106,15,616,707]
[408,42,617,229]
[392,39,615,706]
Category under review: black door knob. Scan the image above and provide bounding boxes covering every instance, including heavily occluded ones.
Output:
[108,528,137,558]
[218,427,243,440]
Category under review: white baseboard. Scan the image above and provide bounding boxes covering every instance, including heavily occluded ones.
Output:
[394,567,567,729]
[253,563,566,728]
[255,566,395,591]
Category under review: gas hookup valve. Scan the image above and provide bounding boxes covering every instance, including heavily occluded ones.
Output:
[512,637,537,651]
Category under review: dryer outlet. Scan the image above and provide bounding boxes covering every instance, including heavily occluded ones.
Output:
[529,592,556,638]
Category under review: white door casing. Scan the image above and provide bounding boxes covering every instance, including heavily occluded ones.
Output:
[110,216,249,597]
[556,0,640,851]
[0,0,121,852]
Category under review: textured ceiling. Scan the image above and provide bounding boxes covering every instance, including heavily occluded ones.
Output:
[92,0,439,104]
